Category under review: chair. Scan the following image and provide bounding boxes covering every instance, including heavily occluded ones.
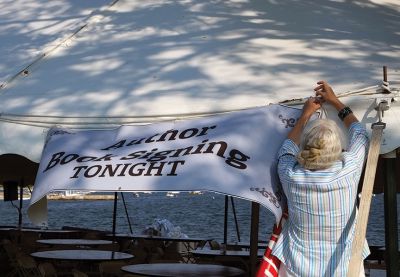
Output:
[226,244,243,251]
[132,239,165,263]
[82,232,102,239]
[15,253,41,277]
[71,269,89,277]
[19,232,40,253]
[209,240,221,250]
[1,239,24,277]
[98,241,120,251]
[98,260,127,277]
[160,242,184,262]
[214,255,249,274]
[38,262,57,277]
[119,239,135,252]
[2,239,19,262]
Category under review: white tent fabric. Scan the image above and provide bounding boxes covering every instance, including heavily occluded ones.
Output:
[1,1,399,201]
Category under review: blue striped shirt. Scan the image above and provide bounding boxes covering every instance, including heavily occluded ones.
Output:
[272,122,370,277]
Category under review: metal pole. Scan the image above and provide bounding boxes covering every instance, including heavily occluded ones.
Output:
[120,192,133,234]
[223,195,228,245]
[383,66,387,82]
[249,202,260,276]
[230,196,241,241]
[18,179,24,228]
[382,66,390,94]
[112,192,118,236]
[383,152,399,276]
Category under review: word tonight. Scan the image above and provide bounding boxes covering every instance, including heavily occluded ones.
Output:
[71,161,185,178]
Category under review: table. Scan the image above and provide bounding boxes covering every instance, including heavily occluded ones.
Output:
[31,249,134,274]
[191,249,265,258]
[0,227,78,233]
[190,249,265,274]
[107,233,212,243]
[121,263,246,276]
[228,241,268,250]
[31,249,133,261]
[0,227,82,247]
[36,239,113,246]
[108,233,213,262]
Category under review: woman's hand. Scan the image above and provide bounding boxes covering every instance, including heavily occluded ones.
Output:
[314,80,340,107]
[287,97,320,145]
[314,80,358,127]
[302,97,321,118]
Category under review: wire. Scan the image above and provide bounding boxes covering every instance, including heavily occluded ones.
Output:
[0,0,121,92]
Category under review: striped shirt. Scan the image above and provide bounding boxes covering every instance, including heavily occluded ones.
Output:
[272,122,370,277]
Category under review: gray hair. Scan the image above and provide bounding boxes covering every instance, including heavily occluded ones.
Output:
[297,119,343,170]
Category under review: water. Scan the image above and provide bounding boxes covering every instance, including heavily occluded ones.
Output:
[0,192,398,246]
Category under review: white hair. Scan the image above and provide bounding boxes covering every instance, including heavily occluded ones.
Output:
[297,119,343,170]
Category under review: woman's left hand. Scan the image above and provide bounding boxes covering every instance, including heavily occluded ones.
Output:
[302,97,321,118]
[287,97,320,144]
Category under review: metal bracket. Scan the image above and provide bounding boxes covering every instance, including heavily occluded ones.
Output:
[371,121,386,130]
[374,97,391,122]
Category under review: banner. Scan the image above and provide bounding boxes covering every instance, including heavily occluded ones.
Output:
[29,105,303,226]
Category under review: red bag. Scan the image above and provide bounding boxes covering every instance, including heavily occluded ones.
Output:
[256,211,288,277]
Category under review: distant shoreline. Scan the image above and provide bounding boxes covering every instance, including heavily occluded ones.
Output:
[47,194,115,200]
[0,192,115,201]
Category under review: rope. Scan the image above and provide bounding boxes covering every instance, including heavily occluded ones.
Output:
[0,0,121,92]
[280,80,399,107]
[0,106,260,128]
[0,79,398,129]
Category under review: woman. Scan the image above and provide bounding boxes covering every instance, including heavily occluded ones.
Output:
[272,81,370,276]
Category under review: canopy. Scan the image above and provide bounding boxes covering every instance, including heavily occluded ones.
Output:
[1,1,400,210]
[1,0,399,164]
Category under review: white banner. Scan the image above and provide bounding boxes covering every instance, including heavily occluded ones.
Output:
[29,105,303,226]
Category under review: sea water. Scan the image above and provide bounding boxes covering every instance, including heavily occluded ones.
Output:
[0,192,398,246]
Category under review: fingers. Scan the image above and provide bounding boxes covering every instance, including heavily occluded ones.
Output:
[302,97,321,117]
[314,80,334,96]
[314,84,324,92]
[314,80,328,92]
[315,95,325,103]
[313,81,340,108]
[314,85,326,101]
[315,90,324,98]
[306,97,321,108]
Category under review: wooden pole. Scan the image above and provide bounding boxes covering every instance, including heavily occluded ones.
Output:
[348,67,388,276]
[348,123,385,277]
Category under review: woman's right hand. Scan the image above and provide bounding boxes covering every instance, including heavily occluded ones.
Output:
[314,81,358,126]
[314,80,339,106]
